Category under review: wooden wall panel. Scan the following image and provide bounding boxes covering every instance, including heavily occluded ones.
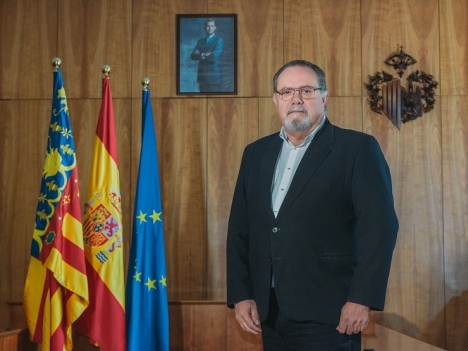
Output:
[259,97,281,137]
[326,97,362,131]
[226,308,263,351]
[365,105,445,348]
[0,0,57,99]
[153,0,208,98]
[131,0,162,98]
[0,100,50,329]
[169,302,227,351]
[58,0,132,99]
[209,0,284,97]
[3,1,468,349]
[440,0,468,96]
[168,302,263,351]
[162,99,208,300]
[361,0,440,96]
[442,96,468,351]
[206,98,259,300]
[284,0,361,97]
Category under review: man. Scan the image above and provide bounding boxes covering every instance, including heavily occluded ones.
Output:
[226,59,398,350]
[190,18,224,93]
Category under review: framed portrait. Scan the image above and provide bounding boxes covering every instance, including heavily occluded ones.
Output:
[177,14,237,95]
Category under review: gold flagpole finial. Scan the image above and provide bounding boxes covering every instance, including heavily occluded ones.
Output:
[52,57,61,72]
[141,77,150,91]
[101,65,111,77]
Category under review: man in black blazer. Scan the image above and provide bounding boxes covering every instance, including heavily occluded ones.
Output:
[226,60,398,350]
[190,18,224,93]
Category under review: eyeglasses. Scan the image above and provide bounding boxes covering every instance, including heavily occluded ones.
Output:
[275,87,322,101]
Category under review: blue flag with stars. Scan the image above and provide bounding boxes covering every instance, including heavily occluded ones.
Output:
[126,87,169,351]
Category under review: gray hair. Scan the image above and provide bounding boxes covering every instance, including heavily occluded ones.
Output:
[273,60,327,93]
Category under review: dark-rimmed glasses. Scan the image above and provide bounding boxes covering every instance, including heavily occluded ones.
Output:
[275,87,322,101]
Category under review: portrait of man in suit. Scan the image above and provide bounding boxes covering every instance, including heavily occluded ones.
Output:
[226,60,398,351]
[190,18,224,93]
[177,15,236,95]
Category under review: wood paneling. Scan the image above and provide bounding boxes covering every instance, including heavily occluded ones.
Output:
[361,0,440,96]
[162,99,208,300]
[169,302,263,351]
[327,97,362,131]
[365,104,445,348]
[207,98,259,300]
[0,0,57,99]
[2,1,468,350]
[285,0,361,97]
[0,100,50,329]
[440,0,468,95]
[58,0,132,99]
[0,329,37,351]
[259,97,281,137]
[442,96,468,351]
[152,0,207,98]
[361,4,443,345]
[209,0,284,97]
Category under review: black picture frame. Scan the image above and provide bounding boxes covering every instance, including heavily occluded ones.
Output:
[177,14,237,95]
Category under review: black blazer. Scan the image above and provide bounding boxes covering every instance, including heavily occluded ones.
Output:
[226,119,398,325]
[190,35,224,85]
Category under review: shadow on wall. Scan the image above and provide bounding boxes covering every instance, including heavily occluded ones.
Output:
[375,312,419,340]
[375,289,468,351]
[422,289,468,351]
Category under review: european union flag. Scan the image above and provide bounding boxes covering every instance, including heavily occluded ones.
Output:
[126,87,169,350]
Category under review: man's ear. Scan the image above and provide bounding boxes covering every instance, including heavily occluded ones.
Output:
[321,91,329,107]
[273,94,279,108]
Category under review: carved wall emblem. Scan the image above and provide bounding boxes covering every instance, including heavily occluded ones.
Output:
[364,47,438,129]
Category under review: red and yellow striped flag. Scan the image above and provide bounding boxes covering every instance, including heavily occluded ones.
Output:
[75,73,126,350]
[23,66,89,351]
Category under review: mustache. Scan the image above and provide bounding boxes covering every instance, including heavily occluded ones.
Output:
[287,107,307,116]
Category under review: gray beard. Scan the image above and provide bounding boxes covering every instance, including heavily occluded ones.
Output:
[284,112,312,132]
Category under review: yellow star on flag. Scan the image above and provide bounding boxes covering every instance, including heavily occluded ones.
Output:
[133,271,142,282]
[145,277,157,291]
[159,275,167,287]
[149,210,162,223]
[136,210,147,224]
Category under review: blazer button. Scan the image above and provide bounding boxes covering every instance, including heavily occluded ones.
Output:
[272,227,278,233]
[268,256,272,262]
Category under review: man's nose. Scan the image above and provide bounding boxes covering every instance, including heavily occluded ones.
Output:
[291,90,304,104]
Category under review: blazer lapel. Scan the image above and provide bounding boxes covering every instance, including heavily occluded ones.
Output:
[260,135,283,219]
[275,120,335,223]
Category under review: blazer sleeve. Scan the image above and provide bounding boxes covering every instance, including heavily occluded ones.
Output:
[226,146,255,308]
[347,135,398,310]
[190,40,202,61]
[204,37,224,64]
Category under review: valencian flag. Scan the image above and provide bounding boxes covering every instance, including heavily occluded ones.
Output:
[75,71,127,350]
[126,84,169,350]
[23,64,89,351]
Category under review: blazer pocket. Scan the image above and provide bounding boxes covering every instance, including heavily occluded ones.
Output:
[318,255,356,278]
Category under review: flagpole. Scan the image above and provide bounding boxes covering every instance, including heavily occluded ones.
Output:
[102,64,111,76]
[141,77,150,91]
[52,57,61,71]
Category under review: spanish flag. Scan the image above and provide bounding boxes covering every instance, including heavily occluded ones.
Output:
[75,73,127,350]
[23,66,89,351]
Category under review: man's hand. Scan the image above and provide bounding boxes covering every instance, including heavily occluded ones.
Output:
[204,51,212,56]
[234,299,262,335]
[336,302,370,335]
